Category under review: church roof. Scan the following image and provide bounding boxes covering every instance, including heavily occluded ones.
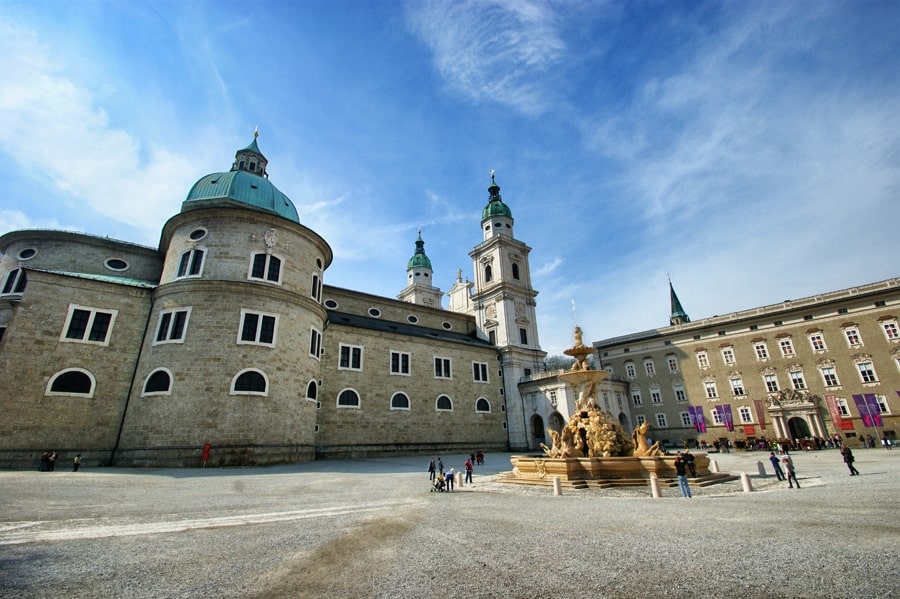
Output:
[481,172,512,220]
[407,230,433,270]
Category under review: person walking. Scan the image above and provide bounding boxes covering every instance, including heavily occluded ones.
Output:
[201,443,211,468]
[841,446,860,475]
[437,457,444,475]
[464,458,473,484]
[782,455,800,488]
[428,457,437,481]
[73,454,82,472]
[674,452,692,498]
[769,452,786,481]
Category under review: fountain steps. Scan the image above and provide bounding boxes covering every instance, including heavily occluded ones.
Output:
[494,471,740,490]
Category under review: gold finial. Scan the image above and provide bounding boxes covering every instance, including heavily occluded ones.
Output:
[254,126,259,139]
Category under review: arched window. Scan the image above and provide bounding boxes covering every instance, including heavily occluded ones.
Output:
[484,265,492,282]
[306,380,318,400]
[390,392,410,410]
[47,369,95,396]
[338,389,360,408]
[231,369,268,395]
[176,248,205,278]
[475,397,491,413]
[436,395,453,411]
[512,263,520,280]
[1,268,27,295]
[249,252,283,283]
[143,369,172,395]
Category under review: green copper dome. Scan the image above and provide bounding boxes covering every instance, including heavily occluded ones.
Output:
[481,173,512,220]
[181,133,300,224]
[407,230,433,270]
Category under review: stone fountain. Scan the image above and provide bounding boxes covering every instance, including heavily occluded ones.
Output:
[504,326,722,489]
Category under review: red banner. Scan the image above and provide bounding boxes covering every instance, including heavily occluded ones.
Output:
[753,399,767,431]
[743,425,756,435]
[824,394,844,430]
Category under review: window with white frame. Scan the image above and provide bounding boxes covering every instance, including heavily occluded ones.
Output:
[754,342,769,360]
[311,271,323,303]
[434,357,452,379]
[176,248,205,278]
[602,391,610,411]
[710,408,724,425]
[154,308,190,344]
[789,370,807,390]
[232,369,268,395]
[549,390,558,407]
[882,320,899,341]
[844,327,862,347]
[739,406,753,423]
[644,359,656,376]
[655,413,668,428]
[721,347,735,365]
[667,356,679,373]
[835,397,850,416]
[436,395,453,411]
[704,380,718,399]
[616,392,623,408]
[475,397,491,413]
[1,268,27,295]
[249,252,282,283]
[875,395,890,414]
[635,414,646,426]
[779,338,795,357]
[337,388,360,408]
[809,333,827,352]
[821,366,840,387]
[697,351,709,369]
[143,369,173,395]
[473,362,489,382]
[631,389,643,405]
[390,392,410,410]
[730,377,745,396]
[680,411,692,426]
[47,369,95,396]
[650,387,662,404]
[339,344,363,370]
[673,384,686,402]
[309,328,322,359]
[239,310,277,345]
[856,362,878,383]
[625,362,636,378]
[763,373,779,393]
[391,351,410,375]
[61,305,117,345]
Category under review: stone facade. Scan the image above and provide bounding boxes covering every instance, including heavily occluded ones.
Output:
[595,279,900,449]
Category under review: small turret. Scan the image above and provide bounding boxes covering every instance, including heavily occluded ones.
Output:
[669,278,690,325]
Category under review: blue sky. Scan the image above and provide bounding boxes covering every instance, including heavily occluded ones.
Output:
[1,0,898,356]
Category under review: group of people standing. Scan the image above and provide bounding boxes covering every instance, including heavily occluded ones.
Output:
[38,451,81,472]
[429,452,482,492]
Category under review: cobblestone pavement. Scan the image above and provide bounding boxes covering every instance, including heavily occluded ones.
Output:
[1,448,898,598]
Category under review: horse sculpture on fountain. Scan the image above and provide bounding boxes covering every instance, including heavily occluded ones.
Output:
[631,421,663,456]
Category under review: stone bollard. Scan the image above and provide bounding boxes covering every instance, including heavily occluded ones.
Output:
[741,471,753,493]
[650,473,661,498]
[757,461,768,477]
[456,471,463,488]
[710,459,719,473]
[553,475,562,496]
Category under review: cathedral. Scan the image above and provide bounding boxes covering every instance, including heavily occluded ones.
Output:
[0,134,548,468]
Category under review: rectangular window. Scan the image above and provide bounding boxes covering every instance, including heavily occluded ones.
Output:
[339,344,363,370]
[309,328,322,359]
[655,413,668,428]
[721,347,735,365]
[789,370,807,390]
[155,308,190,343]
[704,381,718,399]
[739,406,753,423]
[857,362,877,383]
[673,385,686,402]
[519,328,528,344]
[391,351,410,375]
[821,367,840,387]
[650,388,662,404]
[434,357,452,379]
[754,342,769,360]
[625,363,636,378]
[473,362,489,382]
[631,390,643,406]
[876,395,890,414]
[809,333,827,352]
[667,356,679,373]
[1,268,27,295]
[882,321,899,340]
[249,253,282,283]
[764,374,779,392]
[779,338,795,357]
[711,409,724,425]
[644,360,656,376]
[239,311,277,345]
[680,411,692,426]
[844,328,862,346]
[311,274,322,302]
[176,249,205,278]
[61,305,117,345]
[636,414,646,426]
[697,352,709,369]
[730,378,745,396]
[836,398,850,416]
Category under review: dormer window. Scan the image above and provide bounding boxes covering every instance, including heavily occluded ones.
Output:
[238,160,245,170]
[249,162,256,172]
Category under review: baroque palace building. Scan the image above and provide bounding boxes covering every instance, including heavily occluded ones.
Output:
[0,135,548,468]
[594,279,900,449]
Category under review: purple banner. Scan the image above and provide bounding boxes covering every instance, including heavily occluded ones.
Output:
[722,404,735,433]
[688,406,706,433]
[853,394,883,427]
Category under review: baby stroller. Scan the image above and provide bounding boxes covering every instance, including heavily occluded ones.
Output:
[431,474,446,492]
